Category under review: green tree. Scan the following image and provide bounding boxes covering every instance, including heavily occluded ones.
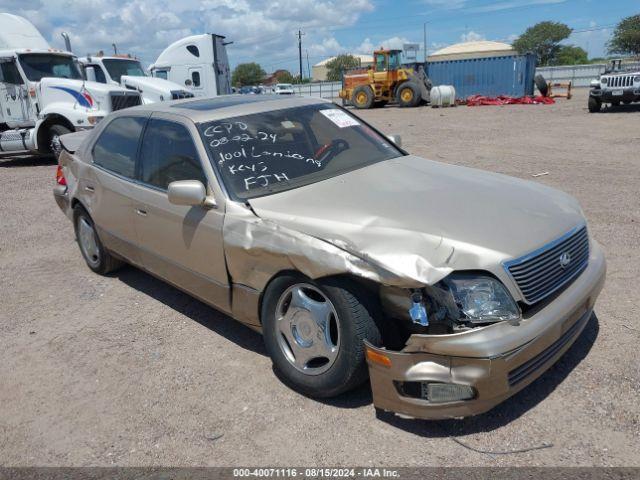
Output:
[325,54,361,81]
[512,21,572,66]
[552,45,589,65]
[232,62,266,87]
[275,70,294,83]
[607,14,640,56]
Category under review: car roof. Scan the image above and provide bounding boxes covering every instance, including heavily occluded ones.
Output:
[114,94,331,123]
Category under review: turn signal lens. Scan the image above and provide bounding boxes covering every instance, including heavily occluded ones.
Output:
[87,115,103,125]
[365,348,392,368]
[55,165,67,186]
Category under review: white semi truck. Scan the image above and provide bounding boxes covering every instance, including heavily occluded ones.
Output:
[80,53,194,104]
[0,13,141,155]
[149,34,232,98]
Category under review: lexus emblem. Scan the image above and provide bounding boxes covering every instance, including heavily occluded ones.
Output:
[559,252,572,268]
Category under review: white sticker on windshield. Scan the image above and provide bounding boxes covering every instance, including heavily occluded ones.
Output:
[320,109,360,128]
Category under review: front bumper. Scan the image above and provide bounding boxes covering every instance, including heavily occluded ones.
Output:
[366,240,606,420]
[590,87,640,102]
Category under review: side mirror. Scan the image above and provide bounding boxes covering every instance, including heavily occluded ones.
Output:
[168,180,211,207]
[85,66,97,83]
[387,134,402,147]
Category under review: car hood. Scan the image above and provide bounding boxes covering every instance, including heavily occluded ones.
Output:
[247,155,585,285]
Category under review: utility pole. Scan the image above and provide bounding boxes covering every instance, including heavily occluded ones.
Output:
[423,22,427,62]
[297,30,304,83]
[306,49,311,79]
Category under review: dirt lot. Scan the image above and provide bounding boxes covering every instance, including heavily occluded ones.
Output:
[1,89,638,467]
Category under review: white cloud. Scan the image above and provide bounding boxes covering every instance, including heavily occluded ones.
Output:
[460,30,486,42]
[6,0,374,72]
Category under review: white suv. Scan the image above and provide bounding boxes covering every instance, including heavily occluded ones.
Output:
[589,60,640,112]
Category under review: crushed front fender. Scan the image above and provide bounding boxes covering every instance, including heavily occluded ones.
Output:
[365,241,606,420]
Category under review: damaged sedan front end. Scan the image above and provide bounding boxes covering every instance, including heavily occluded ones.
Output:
[56,95,606,420]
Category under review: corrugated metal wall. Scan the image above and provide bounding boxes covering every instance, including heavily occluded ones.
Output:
[294,62,605,100]
[426,54,537,98]
[535,64,605,87]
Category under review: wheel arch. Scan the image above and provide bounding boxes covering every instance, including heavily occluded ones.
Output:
[36,114,75,153]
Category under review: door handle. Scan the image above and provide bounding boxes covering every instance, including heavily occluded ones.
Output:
[84,185,95,192]
[135,208,147,216]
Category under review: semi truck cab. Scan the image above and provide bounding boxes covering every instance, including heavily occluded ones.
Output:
[149,33,232,98]
[80,54,194,104]
[0,13,141,155]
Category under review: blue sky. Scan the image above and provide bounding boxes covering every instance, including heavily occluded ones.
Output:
[4,0,638,73]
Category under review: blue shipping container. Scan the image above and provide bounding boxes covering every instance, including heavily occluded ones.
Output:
[426,54,537,99]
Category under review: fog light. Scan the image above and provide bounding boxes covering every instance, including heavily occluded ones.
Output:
[422,383,475,403]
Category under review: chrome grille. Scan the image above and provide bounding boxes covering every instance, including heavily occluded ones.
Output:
[171,90,195,100]
[604,75,634,87]
[505,225,589,305]
[109,92,142,111]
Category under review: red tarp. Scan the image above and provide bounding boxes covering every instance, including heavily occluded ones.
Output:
[464,95,555,106]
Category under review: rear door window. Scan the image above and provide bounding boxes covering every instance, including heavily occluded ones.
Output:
[138,118,207,190]
[92,116,146,178]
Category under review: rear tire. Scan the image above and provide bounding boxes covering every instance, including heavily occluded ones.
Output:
[588,96,601,113]
[73,205,123,275]
[352,86,374,109]
[396,82,420,108]
[262,274,382,398]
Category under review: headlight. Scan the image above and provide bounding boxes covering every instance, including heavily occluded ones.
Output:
[442,274,520,324]
[634,76,640,83]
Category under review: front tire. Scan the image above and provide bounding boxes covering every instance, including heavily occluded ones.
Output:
[588,96,601,113]
[48,124,72,158]
[262,274,381,398]
[396,82,420,107]
[351,86,374,109]
[73,205,123,275]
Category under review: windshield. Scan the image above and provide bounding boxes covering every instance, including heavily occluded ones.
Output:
[103,59,145,83]
[199,104,403,200]
[18,54,83,81]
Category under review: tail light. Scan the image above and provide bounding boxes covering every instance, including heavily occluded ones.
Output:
[56,165,67,186]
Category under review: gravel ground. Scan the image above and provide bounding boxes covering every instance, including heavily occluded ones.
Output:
[1,89,638,467]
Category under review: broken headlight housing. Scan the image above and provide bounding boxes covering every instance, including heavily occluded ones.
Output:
[440,273,521,324]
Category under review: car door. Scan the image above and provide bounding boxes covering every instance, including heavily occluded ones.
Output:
[187,67,204,96]
[127,113,230,312]
[0,58,31,127]
[84,114,148,266]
